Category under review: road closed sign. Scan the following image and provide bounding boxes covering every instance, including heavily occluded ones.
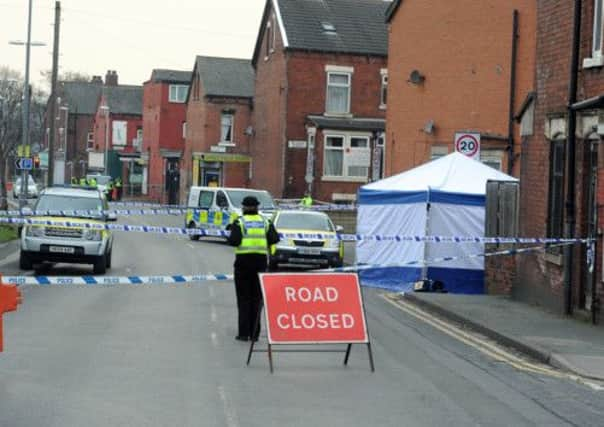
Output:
[259,273,369,344]
[454,132,481,159]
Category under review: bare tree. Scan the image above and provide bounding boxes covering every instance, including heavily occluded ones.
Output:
[0,67,48,210]
[40,69,90,85]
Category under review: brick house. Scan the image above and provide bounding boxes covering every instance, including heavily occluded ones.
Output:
[142,69,191,204]
[516,0,604,315]
[92,77,143,193]
[250,0,389,202]
[48,76,103,182]
[181,56,254,202]
[385,0,536,176]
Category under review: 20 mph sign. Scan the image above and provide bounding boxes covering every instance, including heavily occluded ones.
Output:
[454,132,481,160]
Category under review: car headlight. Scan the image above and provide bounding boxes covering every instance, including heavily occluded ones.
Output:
[83,229,102,241]
[25,226,45,237]
[326,237,340,249]
[278,238,294,248]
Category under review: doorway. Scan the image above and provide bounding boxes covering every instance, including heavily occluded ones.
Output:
[165,158,180,205]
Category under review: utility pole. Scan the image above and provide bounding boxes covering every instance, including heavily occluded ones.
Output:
[18,0,34,209]
[47,1,61,187]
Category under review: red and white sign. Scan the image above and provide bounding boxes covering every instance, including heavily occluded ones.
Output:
[260,273,368,344]
[454,132,481,159]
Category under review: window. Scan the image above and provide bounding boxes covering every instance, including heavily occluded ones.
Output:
[585,0,604,67]
[481,151,504,171]
[430,146,448,160]
[169,84,188,103]
[547,140,565,242]
[380,70,388,108]
[216,191,228,208]
[86,132,94,150]
[323,134,371,180]
[321,22,337,35]
[326,72,351,114]
[198,191,214,209]
[265,19,275,57]
[220,113,234,143]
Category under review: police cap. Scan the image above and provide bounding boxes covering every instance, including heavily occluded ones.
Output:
[242,196,260,207]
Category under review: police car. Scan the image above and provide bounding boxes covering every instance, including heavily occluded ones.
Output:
[269,210,344,270]
[185,186,276,240]
[19,186,116,274]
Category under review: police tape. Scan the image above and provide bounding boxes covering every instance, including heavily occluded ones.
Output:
[4,242,581,287]
[0,215,595,244]
[0,208,187,217]
[108,201,357,212]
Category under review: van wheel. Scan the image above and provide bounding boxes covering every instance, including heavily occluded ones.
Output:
[93,255,107,275]
[19,251,33,270]
[188,222,200,241]
[106,249,112,269]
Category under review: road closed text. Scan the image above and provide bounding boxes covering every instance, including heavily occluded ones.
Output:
[260,273,368,344]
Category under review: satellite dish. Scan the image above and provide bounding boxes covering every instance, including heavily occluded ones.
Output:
[423,120,435,134]
[409,70,425,85]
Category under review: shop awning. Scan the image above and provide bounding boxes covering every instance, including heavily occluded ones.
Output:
[193,152,252,163]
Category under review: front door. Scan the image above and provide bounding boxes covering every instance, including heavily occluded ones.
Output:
[165,159,180,205]
[203,169,220,187]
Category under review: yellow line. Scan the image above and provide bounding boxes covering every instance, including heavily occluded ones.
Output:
[381,294,604,391]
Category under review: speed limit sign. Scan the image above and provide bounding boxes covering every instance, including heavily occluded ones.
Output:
[454,133,480,159]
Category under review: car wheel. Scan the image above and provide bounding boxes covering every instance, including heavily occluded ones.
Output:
[19,251,33,270]
[93,255,107,274]
[106,250,112,269]
[188,222,200,241]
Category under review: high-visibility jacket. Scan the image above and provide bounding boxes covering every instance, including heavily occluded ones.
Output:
[301,196,313,207]
[235,214,269,255]
[79,178,87,186]
[71,177,77,185]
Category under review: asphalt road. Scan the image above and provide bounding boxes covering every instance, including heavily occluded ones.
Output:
[0,214,603,426]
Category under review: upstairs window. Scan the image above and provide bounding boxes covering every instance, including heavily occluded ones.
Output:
[86,132,94,151]
[585,0,604,67]
[220,113,234,143]
[326,72,351,114]
[169,84,188,103]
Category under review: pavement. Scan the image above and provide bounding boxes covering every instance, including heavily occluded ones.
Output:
[401,292,604,381]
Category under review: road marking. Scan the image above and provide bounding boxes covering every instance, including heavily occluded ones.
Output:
[187,243,195,249]
[382,293,604,392]
[217,385,239,427]
[211,305,217,323]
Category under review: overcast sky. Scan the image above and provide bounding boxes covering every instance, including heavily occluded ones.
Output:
[0,0,266,88]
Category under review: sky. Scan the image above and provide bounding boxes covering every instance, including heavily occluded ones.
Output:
[0,0,266,88]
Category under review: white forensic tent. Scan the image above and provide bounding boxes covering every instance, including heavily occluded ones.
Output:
[356,152,518,293]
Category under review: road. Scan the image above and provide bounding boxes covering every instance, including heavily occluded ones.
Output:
[0,214,603,426]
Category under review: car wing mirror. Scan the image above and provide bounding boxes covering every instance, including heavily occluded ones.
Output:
[106,212,118,222]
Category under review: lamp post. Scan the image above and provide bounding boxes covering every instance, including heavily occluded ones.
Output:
[9,0,46,207]
[100,105,110,175]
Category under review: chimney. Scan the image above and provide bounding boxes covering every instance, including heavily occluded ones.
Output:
[91,75,103,84]
[105,70,118,86]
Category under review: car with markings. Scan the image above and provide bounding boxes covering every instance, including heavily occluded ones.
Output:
[269,210,344,270]
[19,186,116,274]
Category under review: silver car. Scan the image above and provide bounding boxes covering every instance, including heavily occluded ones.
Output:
[20,187,116,274]
[13,175,39,199]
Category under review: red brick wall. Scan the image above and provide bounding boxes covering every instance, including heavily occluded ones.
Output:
[284,53,386,201]
[386,0,536,177]
[251,5,288,197]
[68,114,95,179]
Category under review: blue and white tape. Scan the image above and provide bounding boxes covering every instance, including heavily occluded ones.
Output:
[0,216,595,244]
[0,208,188,217]
[108,201,356,212]
[4,243,574,287]
[4,273,234,286]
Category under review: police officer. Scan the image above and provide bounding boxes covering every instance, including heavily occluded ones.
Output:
[300,192,313,207]
[227,196,279,341]
[115,177,123,200]
[79,177,87,187]
[70,177,77,186]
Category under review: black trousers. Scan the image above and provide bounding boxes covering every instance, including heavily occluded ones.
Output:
[234,254,267,338]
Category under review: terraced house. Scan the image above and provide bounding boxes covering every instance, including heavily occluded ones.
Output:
[251,0,389,202]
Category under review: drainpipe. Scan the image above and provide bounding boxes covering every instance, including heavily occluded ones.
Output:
[563,0,582,316]
[507,10,519,175]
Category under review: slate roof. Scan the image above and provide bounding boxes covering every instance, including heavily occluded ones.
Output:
[60,81,103,115]
[104,85,143,116]
[253,0,390,63]
[307,115,385,131]
[195,56,254,98]
[150,69,192,84]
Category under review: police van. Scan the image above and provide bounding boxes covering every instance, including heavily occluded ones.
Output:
[185,187,276,240]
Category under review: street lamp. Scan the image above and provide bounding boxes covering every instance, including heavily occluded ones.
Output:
[100,105,110,175]
[8,0,47,207]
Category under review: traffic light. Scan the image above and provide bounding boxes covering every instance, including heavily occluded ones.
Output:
[0,275,23,352]
[33,156,40,169]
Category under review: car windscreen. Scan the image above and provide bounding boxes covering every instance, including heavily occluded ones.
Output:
[275,212,334,232]
[35,195,104,218]
[226,190,275,210]
[88,175,111,185]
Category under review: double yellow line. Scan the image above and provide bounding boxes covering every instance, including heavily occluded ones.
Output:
[382,293,604,392]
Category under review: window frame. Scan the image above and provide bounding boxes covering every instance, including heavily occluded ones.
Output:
[325,71,352,115]
[380,69,388,109]
[322,132,371,182]
[584,0,604,68]
[86,132,94,151]
[546,139,566,253]
[169,84,188,103]
[220,113,234,144]
[480,150,504,171]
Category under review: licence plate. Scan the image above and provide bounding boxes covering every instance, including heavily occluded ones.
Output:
[49,246,75,254]
[298,247,321,255]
